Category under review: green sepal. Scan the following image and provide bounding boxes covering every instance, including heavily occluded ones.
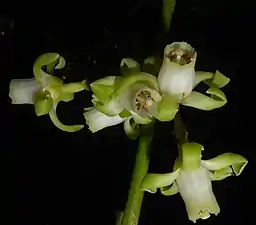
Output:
[195,70,230,88]
[181,88,227,110]
[205,70,230,88]
[141,169,180,193]
[120,58,141,76]
[155,94,179,121]
[124,117,140,140]
[142,56,161,76]
[181,142,204,171]
[34,90,53,116]
[33,53,65,82]
[202,153,248,180]
[49,105,84,132]
[90,76,118,104]
[61,80,89,93]
[119,109,131,118]
[160,182,179,196]
[113,72,159,98]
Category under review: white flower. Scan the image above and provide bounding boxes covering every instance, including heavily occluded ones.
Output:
[141,142,248,223]
[86,73,162,137]
[9,53,87,132]
[158,42,197,101]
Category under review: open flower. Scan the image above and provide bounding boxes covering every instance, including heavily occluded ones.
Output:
[141,142,248,223]
[158,42,196,100]
[84,42,231,135]
[84,69,162,139]
[156,42,230,121]
[9,53,88,132]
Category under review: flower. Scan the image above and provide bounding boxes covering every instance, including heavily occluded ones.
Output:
[141,142,248,223]
[84,71,162,139]
[158,42,196,101]
[84,42,231,134]
[156,42,230,121]
[9,53,88,132]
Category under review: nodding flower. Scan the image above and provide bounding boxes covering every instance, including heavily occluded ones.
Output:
[9,53,87,132]
[141,142,248,223]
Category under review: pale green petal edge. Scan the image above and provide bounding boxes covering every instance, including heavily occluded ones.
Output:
[33,53,65,82]
[160,181,179,196]
[113,72,159,98]
[124,117,140,140]
[181,88,227,111]
[202,153,248,180]
[49,105,84,132]
[34,90,53,116]
[120,58,141,76]
[195,70,230,88]
[155,94,179,121]
[140,169,180,193]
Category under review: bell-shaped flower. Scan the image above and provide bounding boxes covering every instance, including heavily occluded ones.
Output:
[158,42,197,100]
[157,42,230,121]
[141,142,248,223]
[9,53,88,132]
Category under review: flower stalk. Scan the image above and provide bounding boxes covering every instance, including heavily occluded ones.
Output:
[120,122,155,225]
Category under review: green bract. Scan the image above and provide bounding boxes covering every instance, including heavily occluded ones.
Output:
[141,142,247,223]
[9,53,88,132]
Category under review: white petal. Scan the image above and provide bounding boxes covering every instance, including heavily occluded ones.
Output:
[176,166,220,223]
[83,108,126,133]
[9,78,41,104]
[158,42,196,101]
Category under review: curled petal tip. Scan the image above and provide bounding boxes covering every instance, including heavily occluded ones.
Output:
[49,106,84,132]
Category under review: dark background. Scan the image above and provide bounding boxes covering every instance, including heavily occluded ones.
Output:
[1,0,255,224]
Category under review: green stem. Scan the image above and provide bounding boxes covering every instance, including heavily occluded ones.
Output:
[120,122,155,225]
[173,112,188,145]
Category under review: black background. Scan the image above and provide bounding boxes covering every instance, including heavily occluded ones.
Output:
[1,0,255,224]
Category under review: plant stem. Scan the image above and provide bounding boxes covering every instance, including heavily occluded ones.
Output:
[174,112,188,147]
[120,122,155,225]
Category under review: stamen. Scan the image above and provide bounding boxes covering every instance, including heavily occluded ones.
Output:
[135,90,154,113]
[168,50,193,65]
